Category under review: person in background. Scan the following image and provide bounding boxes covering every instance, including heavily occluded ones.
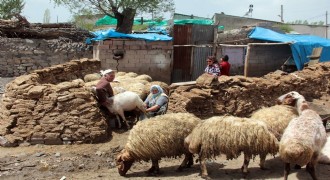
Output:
[204,55,221,77]
[95,69,115,108]
[143,85,168,118]
[219,55,231,76]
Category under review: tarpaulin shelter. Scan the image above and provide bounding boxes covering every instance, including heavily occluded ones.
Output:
[248,27,330,70]
[86,29,172,44]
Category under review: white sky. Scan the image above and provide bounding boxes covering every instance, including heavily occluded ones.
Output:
[22,0,330,24]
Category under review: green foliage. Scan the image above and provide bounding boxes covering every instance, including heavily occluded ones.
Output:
[277,24,293,33]
[0,0,25,19]
[43,9,51,23]
[73,14,96,31]
[132,24,148,31]
[287,20,325,25]
[52,0,174,33]
[52,0,174,17]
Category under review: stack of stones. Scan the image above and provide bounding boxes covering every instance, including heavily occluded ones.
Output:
[0,58,108,146]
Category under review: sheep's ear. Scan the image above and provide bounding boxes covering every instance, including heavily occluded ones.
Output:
[282,95,296,106]
[300,103,309,112]
[121,150,133,161]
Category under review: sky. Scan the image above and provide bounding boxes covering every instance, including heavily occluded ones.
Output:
[22,0,330,24]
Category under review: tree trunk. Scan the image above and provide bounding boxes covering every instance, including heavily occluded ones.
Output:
[113,8,136,34]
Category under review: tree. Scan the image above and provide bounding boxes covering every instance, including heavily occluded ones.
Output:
[52,0,174,33]
[0,0,25,19]
[43,9,51,23]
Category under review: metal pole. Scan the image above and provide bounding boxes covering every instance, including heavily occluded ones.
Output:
[326,11,328,39]
[281,5,284,22]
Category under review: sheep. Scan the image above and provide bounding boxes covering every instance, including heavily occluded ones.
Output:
[104,91,147,129]
[277,91,327,180]
[185,116,278,179]
[250,105,298,169]
[83,73,101,82]
[116,113,201,176]
[318,135,330,164]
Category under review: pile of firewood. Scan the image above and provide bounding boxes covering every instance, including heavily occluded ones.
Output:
[0,14,92,41]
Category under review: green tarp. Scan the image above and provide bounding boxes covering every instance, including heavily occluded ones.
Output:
[95,15,214,26]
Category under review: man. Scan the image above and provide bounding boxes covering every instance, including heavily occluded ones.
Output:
[95,69,115,107]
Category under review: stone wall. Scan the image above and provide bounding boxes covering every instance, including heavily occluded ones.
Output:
[93,39,173,84]
[0,37,93,77]
[168,62,330,118]
[0,59,108,147]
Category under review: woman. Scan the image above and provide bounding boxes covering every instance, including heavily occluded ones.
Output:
[204,56,221,76]
[144,85,168,118]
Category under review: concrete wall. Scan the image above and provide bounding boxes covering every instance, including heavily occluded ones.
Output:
[0,38,93,77]
[216,45,247,75]
[93,39,173,84]
[289,24,329,39]
[245,43,292,77]
[213,13,281,31]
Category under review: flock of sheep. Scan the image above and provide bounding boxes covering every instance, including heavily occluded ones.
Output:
[115,91,329,180]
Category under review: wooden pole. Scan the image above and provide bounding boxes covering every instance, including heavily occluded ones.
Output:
[244,45,251,77]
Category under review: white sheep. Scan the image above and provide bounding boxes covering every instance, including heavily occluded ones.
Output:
[319,135,330,164]
[104,91,147,129]
[116,113,201,176]
[185,116,278,179]
[250,105,298,169]
[278,91,327,180]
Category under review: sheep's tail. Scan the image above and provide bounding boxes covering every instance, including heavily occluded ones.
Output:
[279,142,313,166]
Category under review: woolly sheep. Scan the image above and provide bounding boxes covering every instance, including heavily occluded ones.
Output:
[250,105,298,169]
[185,116,278,179]
[83,73,101,82]
[116,113,201,176]
[278,91,327,180]
[104,91,147,129]
[318,135,330,164]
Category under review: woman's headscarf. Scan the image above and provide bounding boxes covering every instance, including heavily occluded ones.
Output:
[150,85,163,98]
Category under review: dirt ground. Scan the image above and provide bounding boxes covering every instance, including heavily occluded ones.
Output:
[1,77,330,180]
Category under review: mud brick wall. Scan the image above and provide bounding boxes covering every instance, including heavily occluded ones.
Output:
[0,37,93,77]
[168,63,330,118]
[93,39,173,84]
[0,59,108,147]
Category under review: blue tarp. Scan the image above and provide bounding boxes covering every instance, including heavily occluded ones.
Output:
[86,29,172,44]
[248,27,330,70]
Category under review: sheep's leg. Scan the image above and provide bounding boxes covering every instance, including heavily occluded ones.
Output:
[147,159,160,175]
[117,109,130,129]
[241,153,250,178]
[177,153,193,171]
[115,115,122,129]
[284,163,290,180]
[200,157,210,179]
[259,154,268,170]
[306,152,319,180]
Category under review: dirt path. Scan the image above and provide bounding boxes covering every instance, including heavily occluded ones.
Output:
[1,129,330,180]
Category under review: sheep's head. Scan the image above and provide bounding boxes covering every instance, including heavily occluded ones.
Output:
[116,149,134,176]
[277,91,308,114]
[277,91,303,106]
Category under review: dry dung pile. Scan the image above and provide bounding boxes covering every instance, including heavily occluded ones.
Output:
[0,58,169,147]
[168,63,330,118]
[0,59,106,147]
